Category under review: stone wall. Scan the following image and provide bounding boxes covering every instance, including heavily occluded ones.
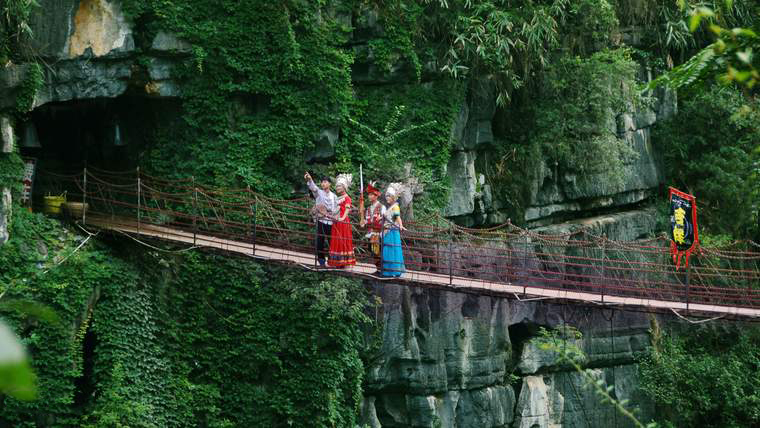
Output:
[443,76,676,228]
[21,0,189,105]
[362,282,656,428]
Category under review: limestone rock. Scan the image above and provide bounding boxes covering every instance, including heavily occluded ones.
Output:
[1,117,13,153]
[365,286,511,395]
[517,338,584,375]
[363,283,656,427]
[305,127,339,163]
[34,59,133,105]
[28,0,79,58]
[513,375,559,428]
[0,188,10,246]
[534,209,658,242]
[68,0,134,58]
[444,151,476,217]
[367,386,515,428]
[525,126,662,224]
[150,31,192,54]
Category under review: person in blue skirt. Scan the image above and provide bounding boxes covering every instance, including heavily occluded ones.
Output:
[382,184,405,277]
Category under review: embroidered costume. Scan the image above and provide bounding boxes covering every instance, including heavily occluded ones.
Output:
[328,174,356,267]
[363,183,386,269]
[382,185,405,277]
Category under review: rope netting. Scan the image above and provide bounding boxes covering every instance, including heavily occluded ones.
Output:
[39,168,760,312]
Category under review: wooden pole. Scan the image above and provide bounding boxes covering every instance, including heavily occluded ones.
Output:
[136,167,141,235]
[82,166,87,225]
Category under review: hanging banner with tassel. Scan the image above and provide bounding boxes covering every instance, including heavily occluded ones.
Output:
[668,187,698,269]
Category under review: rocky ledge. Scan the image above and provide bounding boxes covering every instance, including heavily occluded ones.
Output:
[362,282,655,428]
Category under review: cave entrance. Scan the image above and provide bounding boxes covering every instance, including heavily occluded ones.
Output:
[19,96,179,212]
[73,325,97,410]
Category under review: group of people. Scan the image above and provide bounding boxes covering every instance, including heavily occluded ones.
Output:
[305,172,405,277]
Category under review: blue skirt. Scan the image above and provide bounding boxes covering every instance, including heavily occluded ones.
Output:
[382,229,405,277]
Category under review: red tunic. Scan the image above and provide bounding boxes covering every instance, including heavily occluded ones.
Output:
[328,195,356,267]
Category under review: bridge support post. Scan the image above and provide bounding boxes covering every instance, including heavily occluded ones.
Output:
[192,177,197,246]
[523,232,528,297]
[136,167,141,235]
[601,236,606,304]
[82,167,87,225]
[685,262,691,313]
[448,223,453,286]
[251,198,257,257]
[314,220,319,268]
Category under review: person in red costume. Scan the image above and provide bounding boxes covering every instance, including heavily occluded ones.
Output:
[360,181,386,272]
[328,174,356,268]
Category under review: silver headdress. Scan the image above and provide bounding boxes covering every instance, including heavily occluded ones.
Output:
[336,173,353,190]
[385,183,400,198]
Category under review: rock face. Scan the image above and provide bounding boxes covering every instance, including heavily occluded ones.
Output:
[68,0,134,58]
[443,72,676,228]
[0,187,10,245]
[24,0,190,106]
[363,282,655,428]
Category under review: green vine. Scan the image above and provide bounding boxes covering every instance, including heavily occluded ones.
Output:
[15,62,43,114]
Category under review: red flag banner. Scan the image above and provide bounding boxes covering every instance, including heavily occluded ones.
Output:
[668,187,698,269]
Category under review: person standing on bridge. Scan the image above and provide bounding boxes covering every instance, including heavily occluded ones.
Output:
[382,184,405,277]
[328,174,356,268]
[360,181,385,273]
[305,172,337,268]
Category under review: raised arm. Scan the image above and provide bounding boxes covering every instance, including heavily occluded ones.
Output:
[306,178,318,196]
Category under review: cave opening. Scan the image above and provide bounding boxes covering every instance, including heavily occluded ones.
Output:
[19,96,180,211]
[508,321,543,398]
[73,325,98,409]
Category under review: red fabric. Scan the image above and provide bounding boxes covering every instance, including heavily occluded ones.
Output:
[366,183,381,196]
[365,202,384,233]
[668,187,699,270]
[329,195,356,267]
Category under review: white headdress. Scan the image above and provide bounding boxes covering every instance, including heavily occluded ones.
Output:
[336,173,353,190]
[385,183,399,198]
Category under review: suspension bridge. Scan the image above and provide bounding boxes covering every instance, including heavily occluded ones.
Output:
[38,168,760,319]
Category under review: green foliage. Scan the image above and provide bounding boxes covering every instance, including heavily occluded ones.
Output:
[0,206,375,426]
[646,1,759,91]
[129,1,352,197]
[116,1,457,213]
[344,80,464,215]
[533,49,641,178]
[639,324,760,428]
[498,48,643,196]
[0,208,134,426]
[0,0,38,62]
[145,252,372,427]
[15,62,43,114]
[430,0,621,105]
[0,147,24,194]
[651,84,759,238]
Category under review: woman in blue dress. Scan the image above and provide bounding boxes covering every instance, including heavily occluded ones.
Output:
[382,185,405,277]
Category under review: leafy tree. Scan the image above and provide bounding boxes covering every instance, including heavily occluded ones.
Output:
[648,1,759,91]
[640,323,760,428]
[651,84,759,238]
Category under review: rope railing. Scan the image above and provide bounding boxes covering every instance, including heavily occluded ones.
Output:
[39,168,760,316]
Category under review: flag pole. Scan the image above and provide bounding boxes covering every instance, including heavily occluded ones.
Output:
[359,164,365,217]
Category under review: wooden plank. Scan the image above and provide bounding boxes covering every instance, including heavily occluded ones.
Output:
[86,217,760,319]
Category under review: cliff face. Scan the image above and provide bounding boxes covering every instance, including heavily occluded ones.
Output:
[0,2,672,426]
[363,283,654,428]
[0,0,675,240]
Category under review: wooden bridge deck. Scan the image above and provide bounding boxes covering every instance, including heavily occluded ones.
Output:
[86,216,760,319]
